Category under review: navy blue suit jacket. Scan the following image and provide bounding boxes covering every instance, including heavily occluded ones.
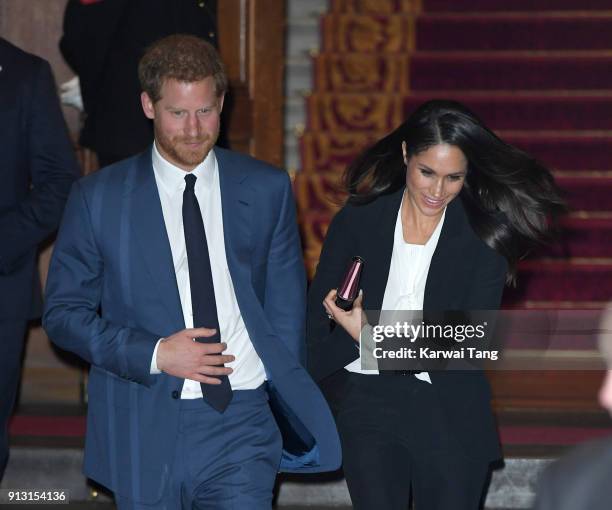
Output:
[43,147,341,502]
[0,38,79,320]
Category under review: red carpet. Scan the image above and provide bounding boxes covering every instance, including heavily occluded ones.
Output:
[299,0,612,307]
[323,13,612,52]
[301,131,612,172]
[499,426,612,446]
[296,171,612,217]
[316,52,612,92]
[423,0,612,12]
[499,134,612,171]
[332,0,612,13]
[308,92,612,132]
[410,53,612,91]
[505,262,612,303]
[9,415,86,437]
[9,412,611,450]
[544,219,612,258]
[416,14,612,52]
[556,177,612,212]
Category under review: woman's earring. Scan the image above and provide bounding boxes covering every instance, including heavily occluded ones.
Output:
[401,141,409,166]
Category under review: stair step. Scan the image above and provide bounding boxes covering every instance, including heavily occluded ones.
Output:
[0,447,95,502]
[299,215,612,302]
[556,176,612,213]
[411,52,612,91]
[321,13,612,53]
[543,218,612,258]
[299,131,612,172]
[294,172,612,215]
[298,214,612,301]
[424,0,612,12]
[296,210,612,262]
[314,52,612,92]
[501,132,612,171]
[0,443,559,508]
[417,12,612,52]
[274,458,554,509]
[331,0,419,14]
[505,260,612,303]
[332,0,612,13]
[0,444,563,509]
[307,92,612,131]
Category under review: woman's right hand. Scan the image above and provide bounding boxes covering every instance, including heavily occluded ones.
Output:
[323,288,365,343]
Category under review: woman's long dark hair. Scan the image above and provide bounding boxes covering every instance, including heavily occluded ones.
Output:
[343,99,566,283]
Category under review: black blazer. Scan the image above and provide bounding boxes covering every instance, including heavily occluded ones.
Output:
[307,187,508,461]
[0,38,79,320]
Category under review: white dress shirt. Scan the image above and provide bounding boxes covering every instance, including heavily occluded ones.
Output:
[346,190,446,383]
[150,143,266,398]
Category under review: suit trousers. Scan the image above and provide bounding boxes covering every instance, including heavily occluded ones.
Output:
[322,369,491,510]
[0,319,27,478]
[114,384,282,510]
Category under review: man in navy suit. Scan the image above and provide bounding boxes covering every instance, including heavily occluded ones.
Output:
[0,38,79,480]
[43,35,340,509]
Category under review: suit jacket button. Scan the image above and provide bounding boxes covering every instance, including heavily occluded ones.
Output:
[171,390,180,399]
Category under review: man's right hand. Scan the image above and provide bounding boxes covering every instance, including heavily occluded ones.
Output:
[156,328,234,385]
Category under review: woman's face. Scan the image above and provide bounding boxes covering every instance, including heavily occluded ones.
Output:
[403,143,467,217]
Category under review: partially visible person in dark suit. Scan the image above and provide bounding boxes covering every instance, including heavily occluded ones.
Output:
[60,0,218,167]
[0,37,80,480]
[533,307,612,510]
[307,100,566,510]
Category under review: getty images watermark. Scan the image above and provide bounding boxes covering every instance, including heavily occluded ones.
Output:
[359,309,612,371]
[370,319,494,359]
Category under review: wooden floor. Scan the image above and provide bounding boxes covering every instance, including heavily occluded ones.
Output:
[488,370,606,412]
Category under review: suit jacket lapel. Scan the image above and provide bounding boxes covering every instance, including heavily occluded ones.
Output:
[215,148,254,286]
[365,190,471,312]
[424,197,471,310]
[366,187,405,311]
[128,150,184,331]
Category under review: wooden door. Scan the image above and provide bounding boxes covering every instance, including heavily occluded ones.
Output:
[218,0,286,168]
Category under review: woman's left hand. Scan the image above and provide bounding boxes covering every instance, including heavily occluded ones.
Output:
[323,289,365,343]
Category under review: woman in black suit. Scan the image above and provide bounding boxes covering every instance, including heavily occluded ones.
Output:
[306,100,565,510]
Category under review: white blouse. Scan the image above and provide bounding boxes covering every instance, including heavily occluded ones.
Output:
[345,190,446,382]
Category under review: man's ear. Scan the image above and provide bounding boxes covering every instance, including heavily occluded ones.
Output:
[141,92,155,119]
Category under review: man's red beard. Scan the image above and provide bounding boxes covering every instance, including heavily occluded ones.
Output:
[156,131,217,169]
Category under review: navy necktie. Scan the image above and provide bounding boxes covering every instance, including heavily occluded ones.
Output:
[182,173,232,412]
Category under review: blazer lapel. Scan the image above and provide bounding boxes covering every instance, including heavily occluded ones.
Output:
[215,148,254,286]
[128,150,184,330]
[365,187,405,311]
[424,197,471,310]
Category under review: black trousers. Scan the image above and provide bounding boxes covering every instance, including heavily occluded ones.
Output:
[322,369,491,510]
[0,319,27,479]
